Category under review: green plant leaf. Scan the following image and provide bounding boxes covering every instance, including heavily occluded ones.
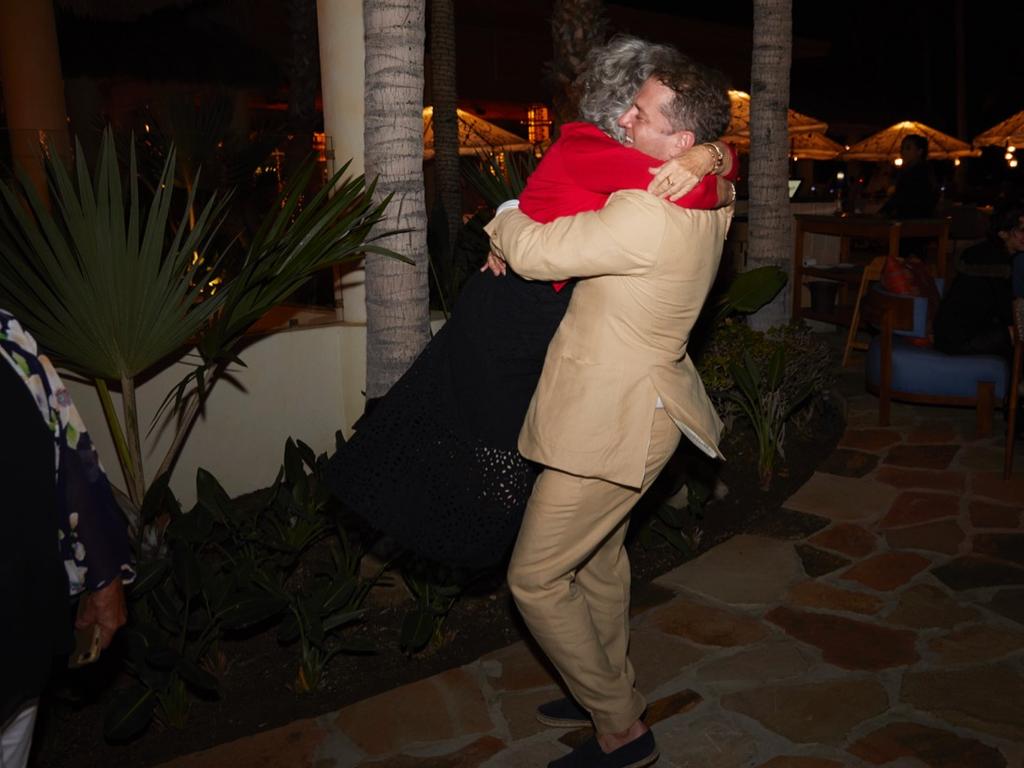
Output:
[196,468,234,523]
[127,558,171,601]
[176,657,220,694]
[219,594,287,631]
[103,685,156,742]
[400,609,436,653]
[171,542,202,598]
[718,266,787,318]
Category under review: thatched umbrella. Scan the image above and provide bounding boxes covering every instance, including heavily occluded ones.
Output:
[842,120,979,161]
[790,132,845,161]
[972,110,1024,149]
[422,107,532,159]
[721,90,828,151]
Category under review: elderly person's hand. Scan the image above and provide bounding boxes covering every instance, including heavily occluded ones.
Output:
[648,141,730,202]
[480,251,508,277]
[76,578,127,650]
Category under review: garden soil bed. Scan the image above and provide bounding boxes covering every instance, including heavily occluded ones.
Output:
[31,395,845,768]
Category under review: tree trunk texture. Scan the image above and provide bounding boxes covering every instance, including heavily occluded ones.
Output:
[286,0,321,173]
[747,0,793,331]
[430,0,462,302]
[547,0,607,128]
[363,0,430,398]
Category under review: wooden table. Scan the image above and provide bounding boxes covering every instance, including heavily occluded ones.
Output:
[791,213,950,325]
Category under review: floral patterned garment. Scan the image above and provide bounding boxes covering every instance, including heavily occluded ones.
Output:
[0,309,135,595]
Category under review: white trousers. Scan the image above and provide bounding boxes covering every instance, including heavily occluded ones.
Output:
[0,700,38,768]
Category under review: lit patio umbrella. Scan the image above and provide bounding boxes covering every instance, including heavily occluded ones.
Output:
[972,110,1024,149]
[842,120,980,161]
[790,132,845,161]
[721,90,828,150]
[423,107,532,159]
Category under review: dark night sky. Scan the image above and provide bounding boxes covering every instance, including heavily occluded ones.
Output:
[50,0,1024,146]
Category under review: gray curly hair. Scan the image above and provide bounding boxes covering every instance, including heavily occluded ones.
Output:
[576,34,731,145]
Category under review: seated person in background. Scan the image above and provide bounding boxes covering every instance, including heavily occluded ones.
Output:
[933,202,1024,357]
[880,134,940,220]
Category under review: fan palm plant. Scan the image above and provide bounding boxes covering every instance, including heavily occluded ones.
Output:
[0,128,396,547]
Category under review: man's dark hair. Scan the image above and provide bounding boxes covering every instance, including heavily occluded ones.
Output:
[902,133,929,158]
[649,53,731,144]
[991,200,1024,237]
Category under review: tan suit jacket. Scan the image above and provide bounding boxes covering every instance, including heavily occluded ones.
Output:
[486,190,731,489]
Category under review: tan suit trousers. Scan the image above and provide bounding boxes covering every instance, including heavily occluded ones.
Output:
[508,408,681,735]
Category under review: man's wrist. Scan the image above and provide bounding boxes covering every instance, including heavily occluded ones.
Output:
[701,142,724,176]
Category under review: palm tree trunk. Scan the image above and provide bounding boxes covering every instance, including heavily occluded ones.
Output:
[547,0,607,128]
[430,0,462,306]
[363,0,430,399]
[747,0,793,331]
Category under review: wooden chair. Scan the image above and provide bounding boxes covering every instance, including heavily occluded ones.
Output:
[862,286,1010,435]
[842,256,886,367]
[1005,298,1023,479]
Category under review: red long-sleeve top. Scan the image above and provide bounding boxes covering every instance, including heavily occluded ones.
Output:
[516,122,737,290]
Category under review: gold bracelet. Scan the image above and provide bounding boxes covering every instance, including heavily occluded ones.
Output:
[701,142,724,175]
[725,181,737,206]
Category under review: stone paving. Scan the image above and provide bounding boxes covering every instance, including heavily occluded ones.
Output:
[160,390,1024,767]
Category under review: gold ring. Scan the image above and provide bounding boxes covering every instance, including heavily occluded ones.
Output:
[665,175,673,186]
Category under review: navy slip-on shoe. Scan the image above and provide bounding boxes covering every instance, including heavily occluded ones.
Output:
[536,697,592,727]
[547,730,658,768]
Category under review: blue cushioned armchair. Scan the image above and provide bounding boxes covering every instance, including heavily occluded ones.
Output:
[863,282,1010,435]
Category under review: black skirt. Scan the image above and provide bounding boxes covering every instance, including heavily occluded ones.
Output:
[324,271,573,569]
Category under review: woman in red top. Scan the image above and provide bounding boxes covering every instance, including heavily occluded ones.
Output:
[326,37,735,568]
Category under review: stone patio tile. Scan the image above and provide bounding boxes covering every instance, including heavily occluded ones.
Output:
[656,535,803,605]
[482,741,565,767]
[885,584,980,628]
[883,444,960,469]
[901,664,1024,741]
[654,712,762,768]
[721,677,888,744]
[480,642,556,692]
[786,580,884,615]
[905,424,960,444]
[495,687,563,741]
[840,551,931,591]
[816,448,878,478]
[629,581,677,618]
[959,445,1010,472]
[695,639,817,685]
[807,523,877,558]
[639,596,770,648]
[334,667,493,756]
[973,533,1024,567]
[877,491,960,529]
[782,473,898,523]
[970,500,1023,529]
[970,471,1024,505]
[629,627,706,694]
[928,624,1024,665]
[766,606,918,670]
[645,689,704,727]
[884,520,966,555]
[839,428,902,452]
[367,735,506,767]
[847,721,1007,767]
[794,544,850,577]
[988,589,1024,626]
[755,758,844,768]
[874,466,967,493]
[931,555,1024,591]
[160,718,330,768]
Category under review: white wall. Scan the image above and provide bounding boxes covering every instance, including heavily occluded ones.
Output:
[66,322,367,509]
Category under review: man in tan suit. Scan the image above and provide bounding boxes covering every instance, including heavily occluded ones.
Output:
[485,55,732,768]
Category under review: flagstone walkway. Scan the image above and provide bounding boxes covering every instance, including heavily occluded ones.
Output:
[161,389,1024,767]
